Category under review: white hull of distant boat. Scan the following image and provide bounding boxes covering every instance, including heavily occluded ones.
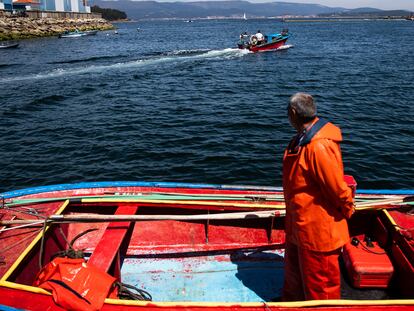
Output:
[59,33,84,38]
[84,30,98,36]
[0,42,19,49]
[58,30,98,38]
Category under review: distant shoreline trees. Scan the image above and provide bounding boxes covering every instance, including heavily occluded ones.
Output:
[91,5,127,21]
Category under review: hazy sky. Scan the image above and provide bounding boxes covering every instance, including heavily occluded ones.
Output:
[153,0,414,11]
[264,1,414,11]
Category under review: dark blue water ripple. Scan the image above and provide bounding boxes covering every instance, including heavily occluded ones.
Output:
[0,19,413,192]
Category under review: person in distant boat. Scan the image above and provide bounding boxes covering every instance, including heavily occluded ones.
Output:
[282,92,355,301]
[239,31,249,46]
[254,30,264,45]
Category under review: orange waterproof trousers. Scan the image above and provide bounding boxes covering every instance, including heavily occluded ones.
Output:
[283,241,341,301]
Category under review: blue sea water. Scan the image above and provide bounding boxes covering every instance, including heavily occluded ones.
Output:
[0,19,413,192]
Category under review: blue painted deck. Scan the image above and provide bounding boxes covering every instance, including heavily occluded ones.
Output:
[0,305,26,311]
[121,249,285,302]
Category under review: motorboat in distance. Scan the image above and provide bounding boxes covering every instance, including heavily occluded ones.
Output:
[238,29,290,52]
[0,41,19,49]
[58,29,98,38]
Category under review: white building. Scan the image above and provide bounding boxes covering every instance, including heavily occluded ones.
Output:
[1,0,90,13]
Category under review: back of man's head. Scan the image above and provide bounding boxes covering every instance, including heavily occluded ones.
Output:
[289,92,317,123]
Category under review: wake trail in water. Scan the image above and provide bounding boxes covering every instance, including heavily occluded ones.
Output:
[277,44,294,50]
[48,55,127,64]
[142,49,211,57]
[0,63,20,68]
[0,48,249,84]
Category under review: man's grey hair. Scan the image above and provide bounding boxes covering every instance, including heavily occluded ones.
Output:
[289,92,317,120]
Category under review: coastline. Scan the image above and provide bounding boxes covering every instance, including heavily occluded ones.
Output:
[0,17,114,41]
[113,15,411,22]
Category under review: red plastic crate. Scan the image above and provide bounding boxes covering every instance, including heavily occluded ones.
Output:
[342,237,394,288]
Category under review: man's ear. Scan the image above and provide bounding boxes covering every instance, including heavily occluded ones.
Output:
[288,108,301,130]
[289,108,297,118]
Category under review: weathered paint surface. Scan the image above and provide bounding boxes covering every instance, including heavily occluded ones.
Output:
[1,183,414,310]
[121,249,285,302]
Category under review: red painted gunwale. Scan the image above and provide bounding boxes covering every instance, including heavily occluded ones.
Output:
[248,38,289,52]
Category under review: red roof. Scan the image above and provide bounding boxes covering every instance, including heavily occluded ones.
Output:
[12,0,40,4]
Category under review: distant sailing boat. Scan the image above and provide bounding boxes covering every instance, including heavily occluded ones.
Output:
[243,13,247,20]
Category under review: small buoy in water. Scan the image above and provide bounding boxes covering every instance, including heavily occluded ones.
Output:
[114,30,118,34]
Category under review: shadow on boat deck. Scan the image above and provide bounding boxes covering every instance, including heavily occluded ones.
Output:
[230,250,285,302]
[231,251,393,302]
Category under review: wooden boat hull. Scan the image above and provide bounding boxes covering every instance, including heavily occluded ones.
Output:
[0,182,413,310]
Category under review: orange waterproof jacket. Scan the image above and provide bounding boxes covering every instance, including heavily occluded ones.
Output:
[283,118,354,252]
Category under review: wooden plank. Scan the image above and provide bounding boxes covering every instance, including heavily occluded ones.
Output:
[88,204,138,275]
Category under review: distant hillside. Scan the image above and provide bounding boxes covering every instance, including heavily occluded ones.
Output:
[91,5,128,20]
[92,0,411,20]
[319,9,411,17]
[92,0,346,20]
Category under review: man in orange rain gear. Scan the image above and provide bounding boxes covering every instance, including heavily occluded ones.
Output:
[282,92,355,301]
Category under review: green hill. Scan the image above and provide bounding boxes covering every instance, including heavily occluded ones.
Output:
[91,5,128,21]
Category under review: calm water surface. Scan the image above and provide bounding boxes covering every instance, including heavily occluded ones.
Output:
[0,19,413,192]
